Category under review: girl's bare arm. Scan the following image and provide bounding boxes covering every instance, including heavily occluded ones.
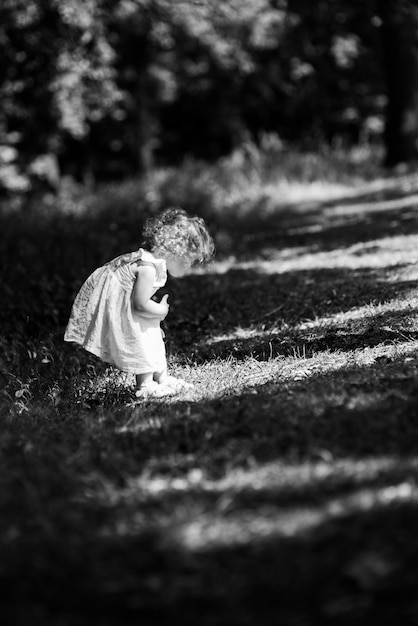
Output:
[131,265,169,319]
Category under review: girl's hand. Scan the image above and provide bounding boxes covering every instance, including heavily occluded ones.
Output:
[159,294,170,320]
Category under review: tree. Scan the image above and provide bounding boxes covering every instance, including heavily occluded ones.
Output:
[108,0,289,172]
[4,0,415,184]
[0,0,120,187]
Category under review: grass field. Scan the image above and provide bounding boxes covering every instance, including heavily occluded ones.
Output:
[2,146,418,624]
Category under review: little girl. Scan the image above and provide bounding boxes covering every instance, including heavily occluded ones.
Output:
[64,207,214,398]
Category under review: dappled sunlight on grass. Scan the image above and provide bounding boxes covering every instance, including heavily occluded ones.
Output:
[172,340,418,402]
[5,156,418,624]
[227,179,352,209]
[174,480,417,551]
[205,221,418,274]
[230,170,418,217]
[122,455,417,498]
[328,191,418,218]
[71,455,418,552]
[297,296,418,332]
[272,234,418,271]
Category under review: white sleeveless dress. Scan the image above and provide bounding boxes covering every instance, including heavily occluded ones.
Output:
[64,249,167,374]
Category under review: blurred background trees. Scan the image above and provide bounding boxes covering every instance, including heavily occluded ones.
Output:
[377,0,418,166]
[0,0,416,194]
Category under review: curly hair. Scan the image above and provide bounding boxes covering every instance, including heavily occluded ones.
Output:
[142,207,215,263]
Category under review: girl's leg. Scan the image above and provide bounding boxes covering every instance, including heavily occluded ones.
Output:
[153,369,168,384]
[136,372,154,388]
[154,370,193,390]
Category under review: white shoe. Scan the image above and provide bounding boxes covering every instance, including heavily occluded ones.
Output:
[162,376,194,391]
[135,381,177,399]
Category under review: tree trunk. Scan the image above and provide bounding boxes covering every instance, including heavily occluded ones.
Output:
[377,0,418,166]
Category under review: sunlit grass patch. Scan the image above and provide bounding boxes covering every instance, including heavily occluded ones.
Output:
[267,234,418,271]
[126,336,418,408]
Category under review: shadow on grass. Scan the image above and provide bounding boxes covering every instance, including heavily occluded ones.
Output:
[187,309,418,362]
[165,264,418,359]
[111,351,418,466]
[3,350,418,625]
[4,500,418,625]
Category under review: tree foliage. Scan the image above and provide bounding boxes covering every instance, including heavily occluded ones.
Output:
[0,0,414,189]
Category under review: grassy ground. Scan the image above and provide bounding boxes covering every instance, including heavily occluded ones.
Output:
[2,146,418,624]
